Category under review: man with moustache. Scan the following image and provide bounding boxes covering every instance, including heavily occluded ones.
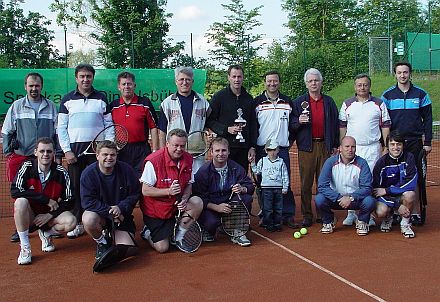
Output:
[339,74,391,226]
[58,63,113,239]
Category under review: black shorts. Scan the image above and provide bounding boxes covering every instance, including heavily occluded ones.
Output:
[143,215,175,243]
[105,215,136,234]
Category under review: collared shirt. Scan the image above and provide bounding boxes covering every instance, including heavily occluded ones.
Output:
[310,95,324,139]
[215,165,228,190]
[38,165,51,190]
[339,95,391,146]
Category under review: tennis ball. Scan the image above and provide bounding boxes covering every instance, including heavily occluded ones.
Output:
[300,227,308,235]
[293,231,301,239]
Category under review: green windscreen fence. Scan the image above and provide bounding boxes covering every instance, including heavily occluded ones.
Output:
[407,32,440,71]
[0,68,207,115]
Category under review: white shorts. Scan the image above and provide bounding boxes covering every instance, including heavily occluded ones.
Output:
[356,142,381,172]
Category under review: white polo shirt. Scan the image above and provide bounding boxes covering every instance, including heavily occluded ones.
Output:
[339,96,391,146]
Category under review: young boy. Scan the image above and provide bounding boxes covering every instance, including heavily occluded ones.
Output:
[251,139,289,232]
[372,130,418,238]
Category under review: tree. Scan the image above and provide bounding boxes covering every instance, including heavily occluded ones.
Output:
[67,49,97,67]
[0,1,63,68]
[50,0,184,68]
[205,0,263,68]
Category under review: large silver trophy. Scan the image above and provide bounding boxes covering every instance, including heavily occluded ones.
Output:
[234,108,247,142]
[301,101,310,123]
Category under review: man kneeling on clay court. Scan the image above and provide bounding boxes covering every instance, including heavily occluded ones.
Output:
[315,136,375,236]
[192,137,254,246]
[140,128,203,253]
[81,141,140,271]
[12,137,76,265]
[372,130,418,238]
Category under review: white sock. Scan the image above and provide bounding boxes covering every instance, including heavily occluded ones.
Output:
[45,227,59,236]
[94,233,107,245]
[401,217,410,225]
[18,230,30,247]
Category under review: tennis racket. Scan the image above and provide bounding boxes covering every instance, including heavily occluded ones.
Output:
[173,196,202,253]
[221,192,250,238]
[417,149,427,225]
[79,124,128,157]
[187,130,215,159]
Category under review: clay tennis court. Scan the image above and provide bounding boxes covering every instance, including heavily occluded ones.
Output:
[1,144,440,301]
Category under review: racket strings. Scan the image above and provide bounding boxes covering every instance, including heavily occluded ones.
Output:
[114,126,129,150]
[175,216,202,253]
[222,202,250,237]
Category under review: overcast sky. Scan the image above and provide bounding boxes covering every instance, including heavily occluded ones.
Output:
[20,0,290,58]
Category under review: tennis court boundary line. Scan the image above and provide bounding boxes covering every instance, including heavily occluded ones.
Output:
[251,230,387,302]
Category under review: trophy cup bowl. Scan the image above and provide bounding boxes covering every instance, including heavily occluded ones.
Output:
[301,101,310,123]
[234,108,247,142]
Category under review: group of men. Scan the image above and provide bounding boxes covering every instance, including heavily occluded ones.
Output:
[3,61,431,268]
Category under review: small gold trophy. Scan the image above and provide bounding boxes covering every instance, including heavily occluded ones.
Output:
[301,101,310,123]
[234,108,247,142]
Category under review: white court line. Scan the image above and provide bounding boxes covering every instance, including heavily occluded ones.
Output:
[251,230,387,302]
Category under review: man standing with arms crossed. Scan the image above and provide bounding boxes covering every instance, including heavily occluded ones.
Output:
[290,68,339,227]
[254,70,298,229]
[2,72,61,242]
[58,64,113,239]
[207,65,257,170]
[158,66,210,173]
[381,62,432,225]
[339,74,391,226]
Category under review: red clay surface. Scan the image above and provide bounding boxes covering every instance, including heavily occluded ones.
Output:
[2,187,440,302]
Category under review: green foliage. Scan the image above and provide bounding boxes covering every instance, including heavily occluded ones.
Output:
[51,0,184,68]
[205,0,263,67]
[0,1,63,68]
[67,49,97,67]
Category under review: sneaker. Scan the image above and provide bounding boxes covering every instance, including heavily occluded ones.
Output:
[274,224,282,232]
[392,213,401,226]
[140,225,151,241]
[96,242,111,260]
[342,211,358,226]
[368,215,376,227]
[356,220,369,236]
[265,225,276,233]
[202,230,215,242]
[401,224,415,239]
[380,216,393,233]
[10,230,19,243]
[67,224,85,239]
[38,229,55,252]
[17,246,32,265]
[320,223,334,234]
[231,234,251,247]
[284,220,300,229]
[411,214,422,226]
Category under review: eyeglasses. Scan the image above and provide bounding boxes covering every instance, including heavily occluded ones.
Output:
[177,78,192,83]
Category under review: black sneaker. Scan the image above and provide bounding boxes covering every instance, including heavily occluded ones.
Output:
[96,242,111,260]
[274,224,282,232]
[411,214,421,226]
[266,225,276,232]
[392,213,401,226]
[10,231,19,243]
[302,218,313,227]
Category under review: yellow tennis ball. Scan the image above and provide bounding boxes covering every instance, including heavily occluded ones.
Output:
[293,231,301,239]
[300,227,308,235]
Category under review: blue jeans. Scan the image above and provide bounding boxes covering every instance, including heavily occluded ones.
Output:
[256,146,295,221]
[315,194,376,224]
[262,188,283,227]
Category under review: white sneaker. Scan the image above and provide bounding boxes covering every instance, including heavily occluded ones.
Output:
[320,223,334,234]
[231,234,251,247]
[67,224,85,239]
[38,229,55,252]
[18,246,32,265]
[356,220,369,236]
[380,216,393,232]
[342,210,358,226]
[401,224,415,239]
[368,215,376,227]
